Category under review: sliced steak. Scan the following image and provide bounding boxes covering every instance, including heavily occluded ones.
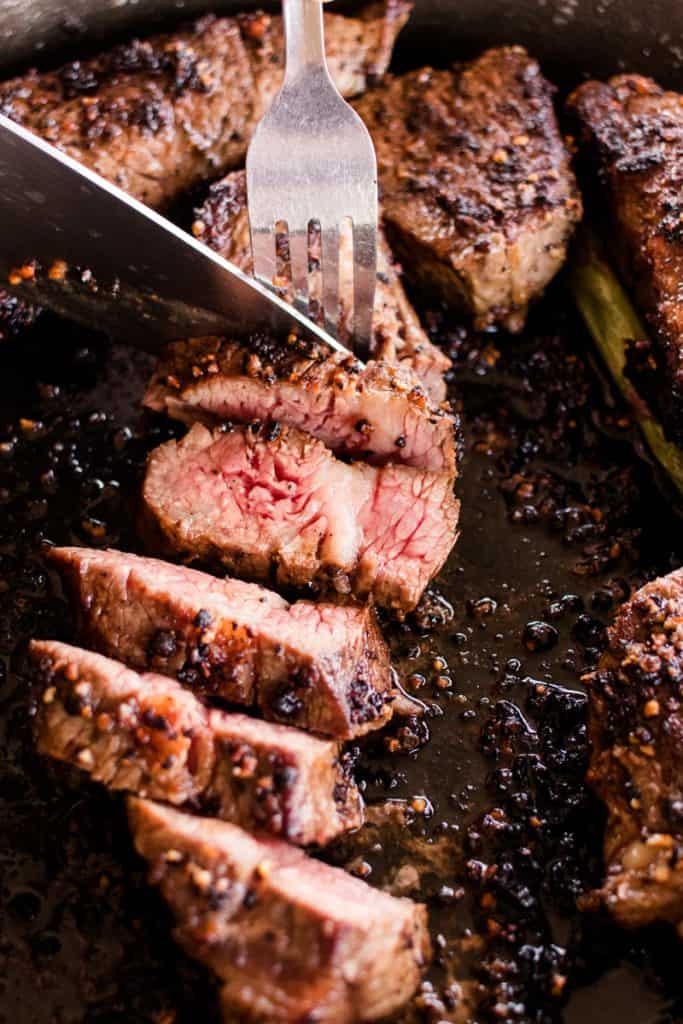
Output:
[354,49,583,332]
[0,2,408,209]
[568,75,683,447]
[145,335,457,475]
[30,639,214,805]
[191,169,451,402]
[30,640,362,845]
[129,798,431,1022]
[49,546,392,739]
[142,423,459,614]
[585,568,683,929]
[206,710,361,845]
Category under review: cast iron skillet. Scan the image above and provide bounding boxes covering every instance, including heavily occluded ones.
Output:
[1,3,683,1023]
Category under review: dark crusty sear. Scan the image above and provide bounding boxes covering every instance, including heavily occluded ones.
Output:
[568,75,683,447]
[129,798,432,1023]
[144,333,457,475]
[49,546,392,739]
[31,639,214,805]
[30,640,363,845]
[585,568,683,929]
[354,48,583,332]
[191,169,452,402]
[206,710,362,845]
[0,3,407,342]
[0,2,409,210]
[141,422,460,614]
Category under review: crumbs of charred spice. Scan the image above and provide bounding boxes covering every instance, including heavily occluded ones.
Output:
[57,35,210,101]
[349,675,387,724]
[408,589,455,635]
[271,687,304,720]
[469,676,604,1020]
[0,290,39,343]
[149,628,178,659]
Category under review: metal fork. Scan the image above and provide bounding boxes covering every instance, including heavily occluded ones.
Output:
[246,0,378,357]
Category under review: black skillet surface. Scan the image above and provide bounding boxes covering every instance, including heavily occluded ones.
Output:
[2,277,683,1024]
[3,6,683,1020]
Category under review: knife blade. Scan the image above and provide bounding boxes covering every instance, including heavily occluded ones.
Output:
[0,113,351,356]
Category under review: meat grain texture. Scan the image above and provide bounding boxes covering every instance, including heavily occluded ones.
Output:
[49,547,393,739]
[142,422,460,614]
[192,169,452,401]
[355,47,583,331]
[30,639,362,845]
[145,333,457,475]
[0,2,409,209]
[569,74,683,446]
[585,568,683,929]
[129,798,432,1023]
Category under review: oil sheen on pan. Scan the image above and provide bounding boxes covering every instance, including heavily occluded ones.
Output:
[1,276,682,1022]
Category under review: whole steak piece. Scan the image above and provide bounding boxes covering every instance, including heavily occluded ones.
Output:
[48,547,392,739]
[355,48,583,332]
[190,169,452,402]
[30,640,363,845]
[145,334,457,475]
[0,1,409,209]
[129,798,432,1023]
[142,422,460,614]
[585,568,683,929]
[568,74,683,447]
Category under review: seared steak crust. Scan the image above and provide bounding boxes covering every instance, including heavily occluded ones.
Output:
[142,422,459,614]
[206,710,362,844]
[355,48,582,332]
[31,640,214,806]
[0,2,409,209]
[30,640,362,845]
[129,798,431,1023]
[191,169,451,401]
[585,569,683,928]
[568,75,683,446]
[49,546,392,739]
[145,334,457,475]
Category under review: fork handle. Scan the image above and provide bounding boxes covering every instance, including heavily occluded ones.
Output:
[282,0,327,79]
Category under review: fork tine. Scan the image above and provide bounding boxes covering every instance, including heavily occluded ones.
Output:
[288,228,310,316]
[320,225,340,337]
[352,220,377,356]
[251,228,278,289]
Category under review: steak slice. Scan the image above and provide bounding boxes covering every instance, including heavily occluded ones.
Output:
[129,798,431,1022]
[144,335,457,475]
[30,639,214,805]
[354,49,583,332]
[585,568,683,929]
[49,546,392,738]
[206,710,361,845]
[568,75,683,447]
[142,423,459,614]
[190,169,451,402]
[30,640,362,845]
[0,2,408,210]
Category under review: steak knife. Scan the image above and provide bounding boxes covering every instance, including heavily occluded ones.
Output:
[0,113,350,355]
